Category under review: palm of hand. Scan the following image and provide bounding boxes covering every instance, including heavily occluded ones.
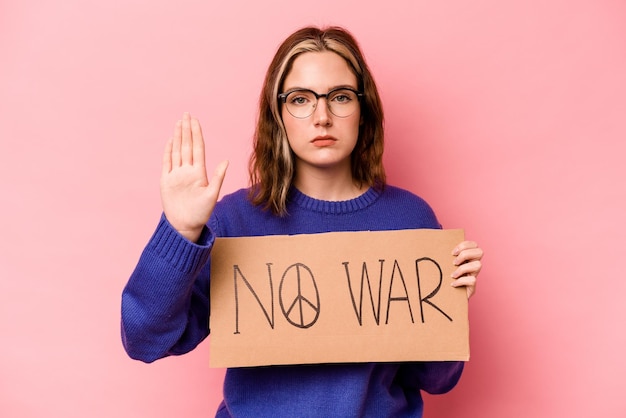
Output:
[160,113,228,242]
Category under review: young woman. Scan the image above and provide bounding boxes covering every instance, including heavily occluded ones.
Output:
[122,26,483,417]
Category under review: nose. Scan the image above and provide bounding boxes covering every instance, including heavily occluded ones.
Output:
[313,97,332,126]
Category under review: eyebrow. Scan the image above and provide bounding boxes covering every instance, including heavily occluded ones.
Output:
[282,84,359,93]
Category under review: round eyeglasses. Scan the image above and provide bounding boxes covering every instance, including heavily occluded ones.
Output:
[278,87,363,119]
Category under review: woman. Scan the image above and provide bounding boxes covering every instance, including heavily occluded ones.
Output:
[122,26,483,417]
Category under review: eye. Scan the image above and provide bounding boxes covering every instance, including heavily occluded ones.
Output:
[291,96,308,105]
[288,90,314,106]
[330,90,355,104]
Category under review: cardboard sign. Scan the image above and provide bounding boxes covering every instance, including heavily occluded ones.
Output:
[209,229,468,367]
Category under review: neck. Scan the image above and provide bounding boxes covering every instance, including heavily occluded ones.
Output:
[293,164,366,201]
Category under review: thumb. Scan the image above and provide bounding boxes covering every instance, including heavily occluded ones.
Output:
[207,160,229,201]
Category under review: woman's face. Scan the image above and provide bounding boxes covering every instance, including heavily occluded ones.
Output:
[281,51,361,177]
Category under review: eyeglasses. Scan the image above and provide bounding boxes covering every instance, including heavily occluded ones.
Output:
[278,87,363,119]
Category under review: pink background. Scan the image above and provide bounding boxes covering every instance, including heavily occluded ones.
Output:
[1,1,625,417]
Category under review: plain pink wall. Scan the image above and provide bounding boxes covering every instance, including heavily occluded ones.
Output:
[1,1,625,417]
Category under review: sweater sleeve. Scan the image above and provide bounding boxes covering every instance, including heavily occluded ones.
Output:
[398,361,465,395]
[121,215,214,363]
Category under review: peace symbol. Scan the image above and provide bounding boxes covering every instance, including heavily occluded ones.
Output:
[278,263,321,329]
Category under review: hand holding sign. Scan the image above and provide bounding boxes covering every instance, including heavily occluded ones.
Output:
[160,113,228,242]
[451,241,483,299]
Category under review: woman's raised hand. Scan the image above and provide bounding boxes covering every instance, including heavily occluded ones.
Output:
[160,112,228,242]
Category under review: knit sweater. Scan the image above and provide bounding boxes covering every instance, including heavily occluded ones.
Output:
[121,185,464,417]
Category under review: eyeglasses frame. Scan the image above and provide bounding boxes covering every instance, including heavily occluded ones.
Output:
[278,86,364,119]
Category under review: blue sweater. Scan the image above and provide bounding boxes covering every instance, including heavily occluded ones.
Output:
[121,185,464,417]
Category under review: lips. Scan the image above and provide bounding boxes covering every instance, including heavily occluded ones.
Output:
[311,135,337,147]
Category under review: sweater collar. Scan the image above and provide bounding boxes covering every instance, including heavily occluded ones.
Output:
[288,186,381,214]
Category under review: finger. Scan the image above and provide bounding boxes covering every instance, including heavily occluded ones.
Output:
[171,119,183,167]
[451,275,477,299]
[452,240,478,256]
[162,137,173,175]
[451,275,476,288]
[190,117,205,168]
[207,160,229,201]
[454,247,484,266]
[451,260,482,279]
[181,112,193,165]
